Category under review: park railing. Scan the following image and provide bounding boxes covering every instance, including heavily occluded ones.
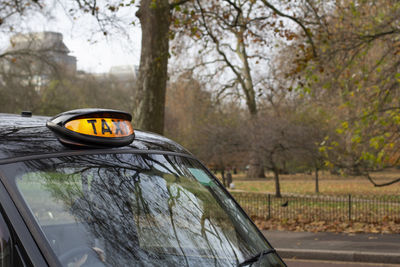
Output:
[230,191,400,223]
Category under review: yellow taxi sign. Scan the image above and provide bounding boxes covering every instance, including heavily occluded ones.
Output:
[47,108,135,148]
[65,118,133,137]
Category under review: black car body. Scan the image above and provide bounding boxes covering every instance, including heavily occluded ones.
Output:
[0,111,285,267]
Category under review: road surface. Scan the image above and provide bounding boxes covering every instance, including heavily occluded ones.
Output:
[285,259,400,267]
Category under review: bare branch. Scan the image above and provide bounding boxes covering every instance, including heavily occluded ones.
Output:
[365,173,400,187]
[260,0,317,58]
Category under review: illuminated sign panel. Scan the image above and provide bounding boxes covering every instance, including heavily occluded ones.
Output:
[65,118,133,137]
[47,109,135,147]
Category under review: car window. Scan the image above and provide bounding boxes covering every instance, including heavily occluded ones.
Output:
[3,153,284,267]
[0,212,11,267]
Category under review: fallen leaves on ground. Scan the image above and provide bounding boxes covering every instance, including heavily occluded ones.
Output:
[253,217,400,234]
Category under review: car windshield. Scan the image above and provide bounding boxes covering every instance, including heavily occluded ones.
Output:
[2,153,284,266]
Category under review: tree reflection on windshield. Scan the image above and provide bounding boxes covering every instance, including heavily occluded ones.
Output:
[13,153,283,266]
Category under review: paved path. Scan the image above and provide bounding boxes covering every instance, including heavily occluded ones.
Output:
[262,230,400,264]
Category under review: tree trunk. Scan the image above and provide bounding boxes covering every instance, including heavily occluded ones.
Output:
[247,150,266,178]
[315,167,319,193]
[247,114,265,178]
[273,167,281,198]
[134,0,170,134]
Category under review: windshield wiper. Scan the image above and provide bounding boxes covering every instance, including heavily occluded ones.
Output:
[238,249,277,267]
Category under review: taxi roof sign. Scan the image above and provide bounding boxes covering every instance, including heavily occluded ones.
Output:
[46,108,135,148]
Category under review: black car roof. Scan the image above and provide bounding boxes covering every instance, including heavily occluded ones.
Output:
[0,113,191,161]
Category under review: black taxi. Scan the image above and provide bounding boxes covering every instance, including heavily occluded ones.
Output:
[0,109,285,267]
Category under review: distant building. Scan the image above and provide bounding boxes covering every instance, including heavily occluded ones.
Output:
[109,65,138,81]
[109,65,138,91]
[83,65,138,91]
[5,31,77,74]
[1,31,138,94]
[0,32,77,91]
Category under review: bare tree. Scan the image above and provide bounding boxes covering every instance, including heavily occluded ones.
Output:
[171,0,322,178]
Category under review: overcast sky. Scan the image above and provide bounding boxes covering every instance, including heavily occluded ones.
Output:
[2,1,141,73]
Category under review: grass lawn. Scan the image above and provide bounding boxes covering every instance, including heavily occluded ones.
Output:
[215,169,400,196]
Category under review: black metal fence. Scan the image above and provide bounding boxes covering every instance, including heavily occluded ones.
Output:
[231,192,400,223]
